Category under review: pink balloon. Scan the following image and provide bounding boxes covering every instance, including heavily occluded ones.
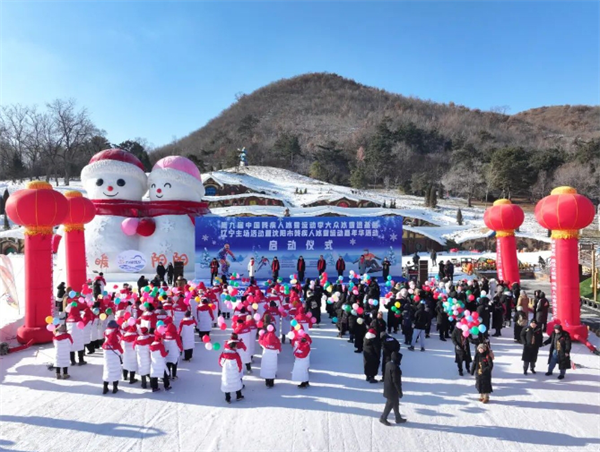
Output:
[306,312,312,318]
[77,321,85,329]
[121,218,139,236]
[267,324,274,332]
[253,313,261,321]
[46,324,55,332]
[462,330,470,337]
[127,318,136,326]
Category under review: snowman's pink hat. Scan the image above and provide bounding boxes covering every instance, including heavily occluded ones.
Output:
[81,149,146,184]
[149,156,204,196]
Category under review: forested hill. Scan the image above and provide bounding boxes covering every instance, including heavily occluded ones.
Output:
[153,73,600,202]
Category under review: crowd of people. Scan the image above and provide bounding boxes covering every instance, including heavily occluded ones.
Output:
[51,262,573,422]
[52,273,316,402]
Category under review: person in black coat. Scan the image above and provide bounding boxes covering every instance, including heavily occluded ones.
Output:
[271,257,280,281]
[543,324,572,379]
[317,255,326,276]
[444,261,454,281]
[305,291,321,325]
[476,296,491,337]
[366,280,381,315]
[363,328,381,383]
[56,282,66,311]
[435,299,449,341]
[409,302,428,351]
[438,261,445,281]
[380,332,400,381]
[535,293,550,333]
[335,257,346,277]
[385,296,400,334]
[372,312,387,336]
[297,256,306,283]
[521,319,543,374]
[513,306,528,342]
[500,290,514,327]
[354,315,367,353]
[401,303,414,346]
[156,263,166,282]
[380,351,406,426]
[451,325,472,376]
[382,258,391,282]
[424,293,436,338]
[470,343,494,403]
[491,296,504,336]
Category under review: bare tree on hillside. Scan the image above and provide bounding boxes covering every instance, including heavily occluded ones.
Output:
[47,99,97,185]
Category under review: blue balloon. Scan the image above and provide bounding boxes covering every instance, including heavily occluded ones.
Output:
[479,324,487,333]
[372,300,379,306]
[52,318,60,325]
[332,317,338,323]
[351,310,357,316]
[68,290,77,298]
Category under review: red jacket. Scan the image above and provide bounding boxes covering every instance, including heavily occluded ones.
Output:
[297,259,306,272]
[210,260,219,274]
[336,259,346,272]
[219,349,242,372]
[271,259,280,272]
[317,259,326,272]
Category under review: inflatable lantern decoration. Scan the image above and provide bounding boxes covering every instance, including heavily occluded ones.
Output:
[63,191,96,291]
[535,187,595,342]
[483,199,524,285]
[5,181,69,344]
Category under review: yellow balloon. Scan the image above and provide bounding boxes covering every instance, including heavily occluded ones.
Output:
[99,313,107,320]
[395,302,401,308]
[195,296,200,302]
[45,316,53,324]
[295,324,301,330]
[252,303,259,310]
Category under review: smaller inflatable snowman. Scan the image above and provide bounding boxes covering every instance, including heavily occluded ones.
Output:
[81,149,147,273]
[139,156,205,276]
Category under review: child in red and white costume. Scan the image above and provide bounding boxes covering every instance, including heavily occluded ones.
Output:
[197,298,214,339]
[219,340,244,404]
[121,325,139,384]
[150,334,171,392]
[233,318,253,373]
[82,304,95,355]
[172,294,187,327]
[53,324,73,380]
[163,318,183,379]
[134,327,153,389]
[102,320,123,395]
[178,310,197,361]
[259,330,281,388]
[292,337,311,388]
[65,300,86,366]
[295,306,312,333]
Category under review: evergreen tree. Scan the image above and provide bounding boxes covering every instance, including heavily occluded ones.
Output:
[457,208,463,225]
[383,200,387,208]
[350,164,368,189]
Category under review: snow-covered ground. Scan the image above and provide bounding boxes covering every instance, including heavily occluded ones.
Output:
[1,305,599,452]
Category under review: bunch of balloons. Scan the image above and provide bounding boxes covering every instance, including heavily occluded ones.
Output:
[457,310,486,337]
[442,297,465,322]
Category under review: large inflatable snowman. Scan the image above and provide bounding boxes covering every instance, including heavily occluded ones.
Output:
[81,149,148,274]
[139,156,206,276]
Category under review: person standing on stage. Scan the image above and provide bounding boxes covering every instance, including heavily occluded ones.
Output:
[271,256,280,281]
[317,255,327,276]
[336,256,346,278]
[297,256,306,282]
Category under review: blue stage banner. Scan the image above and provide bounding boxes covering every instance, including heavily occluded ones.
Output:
[195,216,403,281]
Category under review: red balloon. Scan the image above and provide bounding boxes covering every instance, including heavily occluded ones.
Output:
[219,323,226,330]
[136,218,156,237]
[202,335,211,343]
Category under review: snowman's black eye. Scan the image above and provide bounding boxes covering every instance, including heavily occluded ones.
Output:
[96,178,104,186]
[164,183,172,188]
[117,179,126,187]
[151,183,156,189]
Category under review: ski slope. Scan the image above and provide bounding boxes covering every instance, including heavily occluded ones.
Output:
[1,311,599,452]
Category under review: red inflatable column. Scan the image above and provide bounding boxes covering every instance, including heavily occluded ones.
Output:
[6,181,68,344]
[63,191,96,291]
[535,187,595,342]
[483,199,524,285]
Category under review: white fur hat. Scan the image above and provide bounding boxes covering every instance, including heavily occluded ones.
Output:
[81,149,146,184]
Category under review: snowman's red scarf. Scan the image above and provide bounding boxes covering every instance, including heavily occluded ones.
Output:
[92,199,210,223]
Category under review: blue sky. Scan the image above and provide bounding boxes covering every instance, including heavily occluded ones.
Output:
[2,1,599,148]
